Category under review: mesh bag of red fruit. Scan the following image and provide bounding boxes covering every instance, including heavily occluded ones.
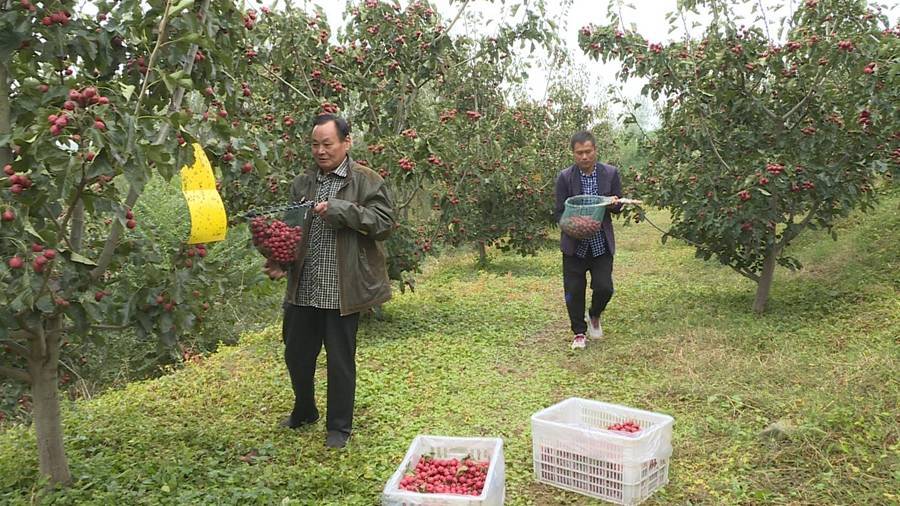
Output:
[244,201,312,267]
[559,195,614,240]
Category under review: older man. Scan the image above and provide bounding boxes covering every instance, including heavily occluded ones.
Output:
[554,131,622,350]
[266,114,395,448]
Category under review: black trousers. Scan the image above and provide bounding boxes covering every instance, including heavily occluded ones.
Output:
[282,304,360,435]
[563,253,614,335]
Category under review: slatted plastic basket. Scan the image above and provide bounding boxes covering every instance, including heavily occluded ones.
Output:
[532,398,674,505]
[382,435,505,506]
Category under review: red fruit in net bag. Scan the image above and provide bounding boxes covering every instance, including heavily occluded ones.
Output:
[560,215,603,239]
[250,216,303,265]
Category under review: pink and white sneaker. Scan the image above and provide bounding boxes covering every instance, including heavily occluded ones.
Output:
[571,333,586,350]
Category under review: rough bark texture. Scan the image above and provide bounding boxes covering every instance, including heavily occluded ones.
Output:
[753,246,780,314]
[28,317,72,485]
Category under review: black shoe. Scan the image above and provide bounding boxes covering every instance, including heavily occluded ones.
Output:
[279,414,319,429]
[325,430,350,449]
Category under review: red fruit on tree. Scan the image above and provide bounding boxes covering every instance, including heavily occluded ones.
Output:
[1,209,14,221]
[126,219,137,229]
[8,256,24,269]
[43,249,57,260]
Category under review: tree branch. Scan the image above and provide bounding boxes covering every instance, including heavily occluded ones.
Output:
[92,0,210,279]
[740,90,782,125]
[756,0,772,41]
[69,200,85,251]
[0,366,31,384]
[397,173,427,211]
[698,115,733,173]
[132,0,175,119]
[783,70,826,126]
[154,0,210,146]
[259,65,312,101]
[439,0,472,42]
[2,337,30,358]
[777,201,821,250]
[737,267,761,283]
[90,186,139,280]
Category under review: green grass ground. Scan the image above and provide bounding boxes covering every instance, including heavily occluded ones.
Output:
[1,194,898,505]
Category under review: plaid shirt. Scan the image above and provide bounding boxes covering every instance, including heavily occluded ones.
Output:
[575,168,609,258]
[296,157,350,309]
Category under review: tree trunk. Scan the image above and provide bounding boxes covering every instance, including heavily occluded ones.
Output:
[477,241,487,267]
[0,60,11,167]
[28,317,72,485]
[69,200,85,252]
[753,246,780,314]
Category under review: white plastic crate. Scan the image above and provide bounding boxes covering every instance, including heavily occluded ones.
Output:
[531,398,674,505]
[382,435,505,506]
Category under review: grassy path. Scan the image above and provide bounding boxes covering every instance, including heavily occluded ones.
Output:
[1,195,897,505]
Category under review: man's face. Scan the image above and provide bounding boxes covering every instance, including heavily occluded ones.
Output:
[573,141,597,172]
[311,121,351,172]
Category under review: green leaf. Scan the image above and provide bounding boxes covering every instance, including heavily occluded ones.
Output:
[120,84,136,102]
[169,0,195,16]
[21,219,45,243]
[0,19,26,59]
[161,72,176,93]
[68,251,99,267]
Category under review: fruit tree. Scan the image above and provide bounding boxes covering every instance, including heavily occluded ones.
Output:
[579,0,898,312]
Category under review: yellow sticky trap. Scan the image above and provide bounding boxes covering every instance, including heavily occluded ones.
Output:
[181,143,227,244]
